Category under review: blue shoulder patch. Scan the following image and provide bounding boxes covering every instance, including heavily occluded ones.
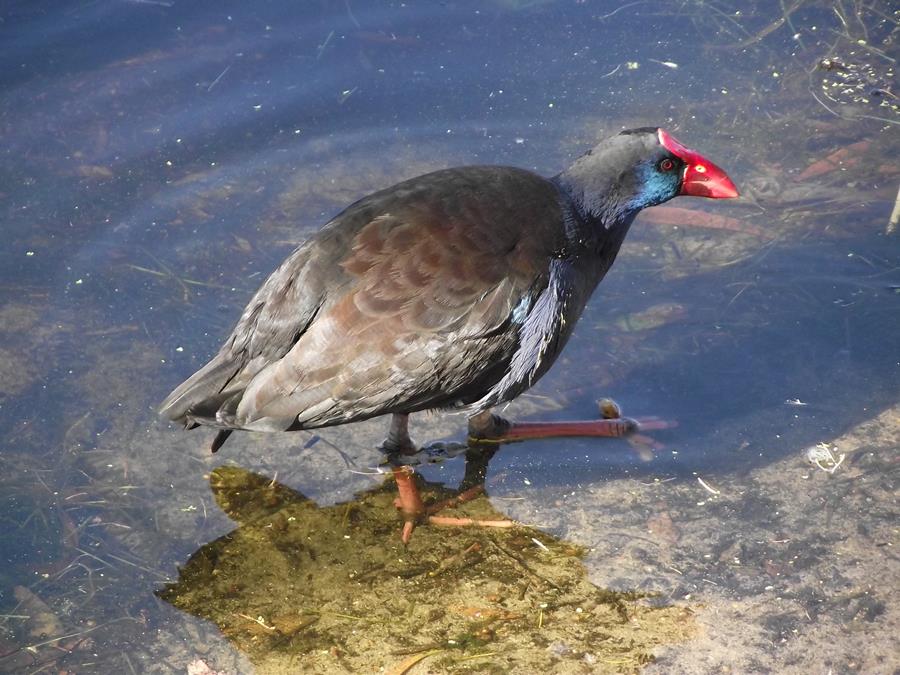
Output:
[469,259,573,410]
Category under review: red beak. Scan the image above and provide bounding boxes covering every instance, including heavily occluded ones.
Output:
[658,129,739,199]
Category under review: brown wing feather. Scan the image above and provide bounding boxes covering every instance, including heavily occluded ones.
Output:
[163,166,566,432]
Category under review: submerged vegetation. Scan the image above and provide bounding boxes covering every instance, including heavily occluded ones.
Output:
[159,464,695,673]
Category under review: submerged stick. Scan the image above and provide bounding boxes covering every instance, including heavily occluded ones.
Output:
[725,0,805,49]
[386,649,445,675]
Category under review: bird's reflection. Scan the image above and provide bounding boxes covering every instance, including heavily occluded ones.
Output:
[158,448,695,672]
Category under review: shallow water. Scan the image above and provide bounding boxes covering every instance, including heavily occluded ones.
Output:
[1,1,898,673]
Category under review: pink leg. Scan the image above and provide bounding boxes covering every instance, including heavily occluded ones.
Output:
[388,402,675,543]
[380,413,426,544]
[467,400,675,444]
[497,417,638,441]
[392,466,424,544]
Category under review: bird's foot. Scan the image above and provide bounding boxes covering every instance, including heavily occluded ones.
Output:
[467,399,676,451]
[424,485,515,531]
[382,440,471,468]
[419,440,471,455]
[377,438,417,455]
[391,466,516,544]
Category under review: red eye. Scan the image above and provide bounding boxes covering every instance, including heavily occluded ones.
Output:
[659,158,675,172]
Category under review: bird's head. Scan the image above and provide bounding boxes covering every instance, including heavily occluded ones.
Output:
[557,127,738,226]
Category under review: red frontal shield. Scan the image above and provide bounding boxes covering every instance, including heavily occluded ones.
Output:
[658,129,739,199]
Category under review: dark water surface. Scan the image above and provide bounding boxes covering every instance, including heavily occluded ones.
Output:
[1,1,898,673]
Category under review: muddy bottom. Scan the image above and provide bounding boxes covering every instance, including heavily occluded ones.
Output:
[158,462,695,674]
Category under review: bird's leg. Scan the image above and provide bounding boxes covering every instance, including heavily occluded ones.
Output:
[392,466,424,544]
[467,400,671,444]
[380,414,426,543]
[389,402,670,543]
[379,412,417,454]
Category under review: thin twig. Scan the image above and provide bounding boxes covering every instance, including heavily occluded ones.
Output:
[697,477,721,495]
[207,64,232,92]
[596,1,648,20]
[727,0,805,49]
[344,0,361,28]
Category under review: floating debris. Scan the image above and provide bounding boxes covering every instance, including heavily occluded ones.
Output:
[804,443,846,474]
[888,183,900,235]
[599,64,621,78]
[613,302,686,332]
